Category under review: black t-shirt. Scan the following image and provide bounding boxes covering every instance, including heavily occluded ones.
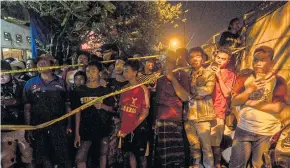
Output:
[219,31,240,48]
[1,78,24,126]
[73,85,114,141]
[106,78,129,112]
[106,78,128,92]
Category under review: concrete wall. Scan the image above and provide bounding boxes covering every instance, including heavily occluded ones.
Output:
[1,19,31,50]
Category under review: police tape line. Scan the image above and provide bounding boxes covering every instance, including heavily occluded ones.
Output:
[1,64,82,75]
[0,67,188,131]
[1,55,161,75]
[3,35,289,75]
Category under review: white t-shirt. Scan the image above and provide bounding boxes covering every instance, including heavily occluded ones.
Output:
[234,74,287,136]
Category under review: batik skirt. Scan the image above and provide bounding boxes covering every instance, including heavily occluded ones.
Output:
[155,120,185,168]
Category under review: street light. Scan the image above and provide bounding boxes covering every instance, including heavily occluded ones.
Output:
[170,39,179,50]
[172,41,177,46]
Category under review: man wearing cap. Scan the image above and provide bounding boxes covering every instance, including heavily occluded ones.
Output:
[185,47,217,168]
[1,60,34,168]
[23,54,72,168]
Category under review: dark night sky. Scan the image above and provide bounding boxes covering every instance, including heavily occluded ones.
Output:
[164,1,261,48]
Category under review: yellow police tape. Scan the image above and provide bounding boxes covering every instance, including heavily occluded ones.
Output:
[0,67,188,131]
[1,55,161,75]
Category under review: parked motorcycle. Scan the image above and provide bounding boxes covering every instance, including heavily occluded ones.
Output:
[263,124,290,168]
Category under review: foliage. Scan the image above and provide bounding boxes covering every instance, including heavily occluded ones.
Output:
[2,1,183,58]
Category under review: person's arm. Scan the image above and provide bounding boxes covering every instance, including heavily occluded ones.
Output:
[74,110,81,148]
[219,32,226,46]
[166,72,190,101]
[212,67,234,98]
[62,79,72,134]
[135,86,150,129]
[245,101,286,114]
[23,82,34,143]
[231,75,265,106]
[101,104,113,112]
[2,98,17,106]
[217,76,231,98]
[195,70,216,97]
[71,88,81,147]
[232,88,253,106]
[22,82,31,126]
[245,76,288,114]
[75,111,81,136]
[96,87,115,113]
[23,103,34,143]
[65,103,72,134]
[134,108,149,128]
[24,104,31,126]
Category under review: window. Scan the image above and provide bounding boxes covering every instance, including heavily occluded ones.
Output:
[4,32,11,41]
[26,36,31,44]
[16,34,23,43]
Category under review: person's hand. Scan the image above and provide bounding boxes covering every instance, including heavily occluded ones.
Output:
[247,78,266,93]
[195,95,205,100]
[210,66,222,79]
[100,79,107,87]
[94,101,103,109]
[245,100,262,107]
[166,72,176,82]
[66,124,72,135]
[118,131,127,138]
[74,134,81,148]
[2,99,16,106]
[25,131,34,143]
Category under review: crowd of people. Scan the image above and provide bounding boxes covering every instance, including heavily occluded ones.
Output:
[1,17,288,168]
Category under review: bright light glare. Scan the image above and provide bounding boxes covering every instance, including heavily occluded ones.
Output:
[172,40,178,46]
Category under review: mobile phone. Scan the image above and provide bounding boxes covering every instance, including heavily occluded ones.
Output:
[211,62,218,68]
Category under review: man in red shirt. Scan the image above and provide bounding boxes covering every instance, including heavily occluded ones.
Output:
[118,60,150,168]
[210,48,236,168]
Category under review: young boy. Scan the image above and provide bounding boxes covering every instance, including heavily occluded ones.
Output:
[210,48,236,168]
[118,60,150,168]
[230,46,287,168]
[73,71,87,89]
[73,61,114,168]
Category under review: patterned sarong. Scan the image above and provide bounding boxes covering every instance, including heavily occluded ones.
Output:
[155,120,185,168]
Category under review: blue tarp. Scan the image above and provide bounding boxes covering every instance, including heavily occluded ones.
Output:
[29,12,52,58]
